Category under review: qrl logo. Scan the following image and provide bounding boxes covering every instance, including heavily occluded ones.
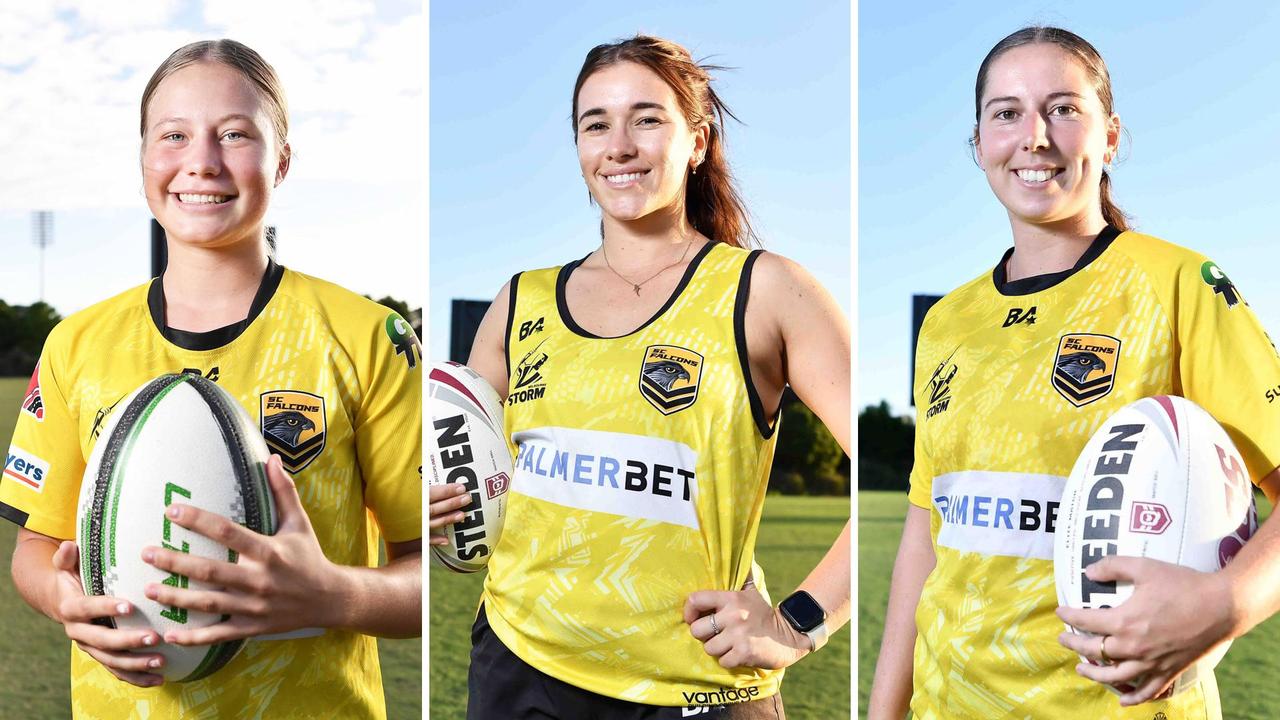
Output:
[1130,502,1171,535]
[485,472,509,500]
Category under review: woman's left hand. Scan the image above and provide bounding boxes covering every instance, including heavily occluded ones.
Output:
[684,586,809,670]
[141,454,343,645]
[1056,555,1237,705]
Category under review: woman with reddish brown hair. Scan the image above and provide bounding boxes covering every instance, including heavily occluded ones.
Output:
[868,26,1280,720]
[430,35,851,719]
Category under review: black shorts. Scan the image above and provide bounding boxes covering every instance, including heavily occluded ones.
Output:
[467,605,786,720]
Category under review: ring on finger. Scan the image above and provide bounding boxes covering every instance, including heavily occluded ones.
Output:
[1099,634,1112,665]
[709,614,721,636]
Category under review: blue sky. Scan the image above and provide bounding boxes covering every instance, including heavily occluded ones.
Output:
[428,0,852,361]
[0,1,424,315]
[860,1,1280,413]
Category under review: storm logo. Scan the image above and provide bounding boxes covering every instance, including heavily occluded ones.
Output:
[260,390,327,473]
[1052,333,1121,407]
[639,345,703,415]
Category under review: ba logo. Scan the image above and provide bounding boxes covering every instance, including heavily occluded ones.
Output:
[1002,306,1037,327]
[1052,333,1121,407]
[639,345,703,415]
[385,313,421,370]
[22,362,43,421]
[518,317,544,341]
[509,338,549,406]
[180,366,220,382]
[1201,261,1242,308]
[260,390,327,473]
[1129,502,1171,535]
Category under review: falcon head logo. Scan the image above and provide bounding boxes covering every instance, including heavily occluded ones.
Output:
[639,345,703,415]
[260,391,327,473]
[1055,351,1105,383]
[1052,334,1121,407]
[643,360,691,391]
[263,411,316,446]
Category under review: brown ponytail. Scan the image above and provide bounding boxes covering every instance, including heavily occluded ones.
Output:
[974,26,1131,232]
[572,36,758,248]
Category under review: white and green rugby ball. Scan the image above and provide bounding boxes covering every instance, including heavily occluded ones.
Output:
[75,373,277,682]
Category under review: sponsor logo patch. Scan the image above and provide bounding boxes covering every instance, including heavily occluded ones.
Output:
[260,390,327,473]
[679,686,761,708]
[1201,261,1242,308]
[1052,333,1121,407]
[385,313,421,370]
[932,471,1065,560]
[22,362,43,421]
[639,345,703,415]
[1129,502,1171,535]
[508,338,549,406]
[512,427,700,529]
[4,446,49,492]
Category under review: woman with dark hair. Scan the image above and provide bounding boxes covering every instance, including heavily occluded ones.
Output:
[867,26,1280,720]
[430,35,851,719]
[1,40,422,719]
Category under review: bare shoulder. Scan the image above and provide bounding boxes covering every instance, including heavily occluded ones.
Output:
[466,279,515,398]
[747,251,843,329]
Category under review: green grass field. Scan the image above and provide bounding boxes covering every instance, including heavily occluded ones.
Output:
[858,490,1280,719]
[430,495,851,719]
[0,377,422,718]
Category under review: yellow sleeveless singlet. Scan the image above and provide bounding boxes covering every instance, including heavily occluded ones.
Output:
[482,242,784,706]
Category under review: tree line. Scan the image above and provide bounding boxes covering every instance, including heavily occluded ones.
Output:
[0,301,60,377]
[768,390,851,496]
[858,400,913,492]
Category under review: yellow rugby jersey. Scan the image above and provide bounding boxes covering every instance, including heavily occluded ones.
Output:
[482,242,783,706]
[907,227,1280,720]
[0,261,421,720]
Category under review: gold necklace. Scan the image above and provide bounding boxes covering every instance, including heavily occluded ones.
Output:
[601,239,694,296]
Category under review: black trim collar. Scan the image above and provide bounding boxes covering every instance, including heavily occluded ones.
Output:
[556,241,716,339]
[992,225,1121,296]
[148,258,284,351]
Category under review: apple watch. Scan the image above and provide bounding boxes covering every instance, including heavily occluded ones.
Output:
[778,590,828,651]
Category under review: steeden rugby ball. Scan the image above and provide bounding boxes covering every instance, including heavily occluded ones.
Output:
[1055,395,1257,695]
[427,362,512,573]
[76,373,277,682]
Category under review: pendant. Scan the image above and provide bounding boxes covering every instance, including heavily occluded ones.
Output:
[633,284,642,295]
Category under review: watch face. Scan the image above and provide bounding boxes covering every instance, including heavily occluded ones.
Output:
[780,591,825,633]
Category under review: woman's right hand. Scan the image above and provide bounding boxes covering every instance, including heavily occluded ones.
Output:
[428,483,472,546]
[50,540,166,687]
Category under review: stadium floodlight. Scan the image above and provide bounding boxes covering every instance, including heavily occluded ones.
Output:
[32,210,53,302]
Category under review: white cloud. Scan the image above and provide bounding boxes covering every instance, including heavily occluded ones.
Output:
[0,0,424,209]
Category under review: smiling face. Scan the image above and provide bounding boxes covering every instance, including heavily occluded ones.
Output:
[141,61,289,250]
[574,61,708,225]
[975,43,1119,231]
